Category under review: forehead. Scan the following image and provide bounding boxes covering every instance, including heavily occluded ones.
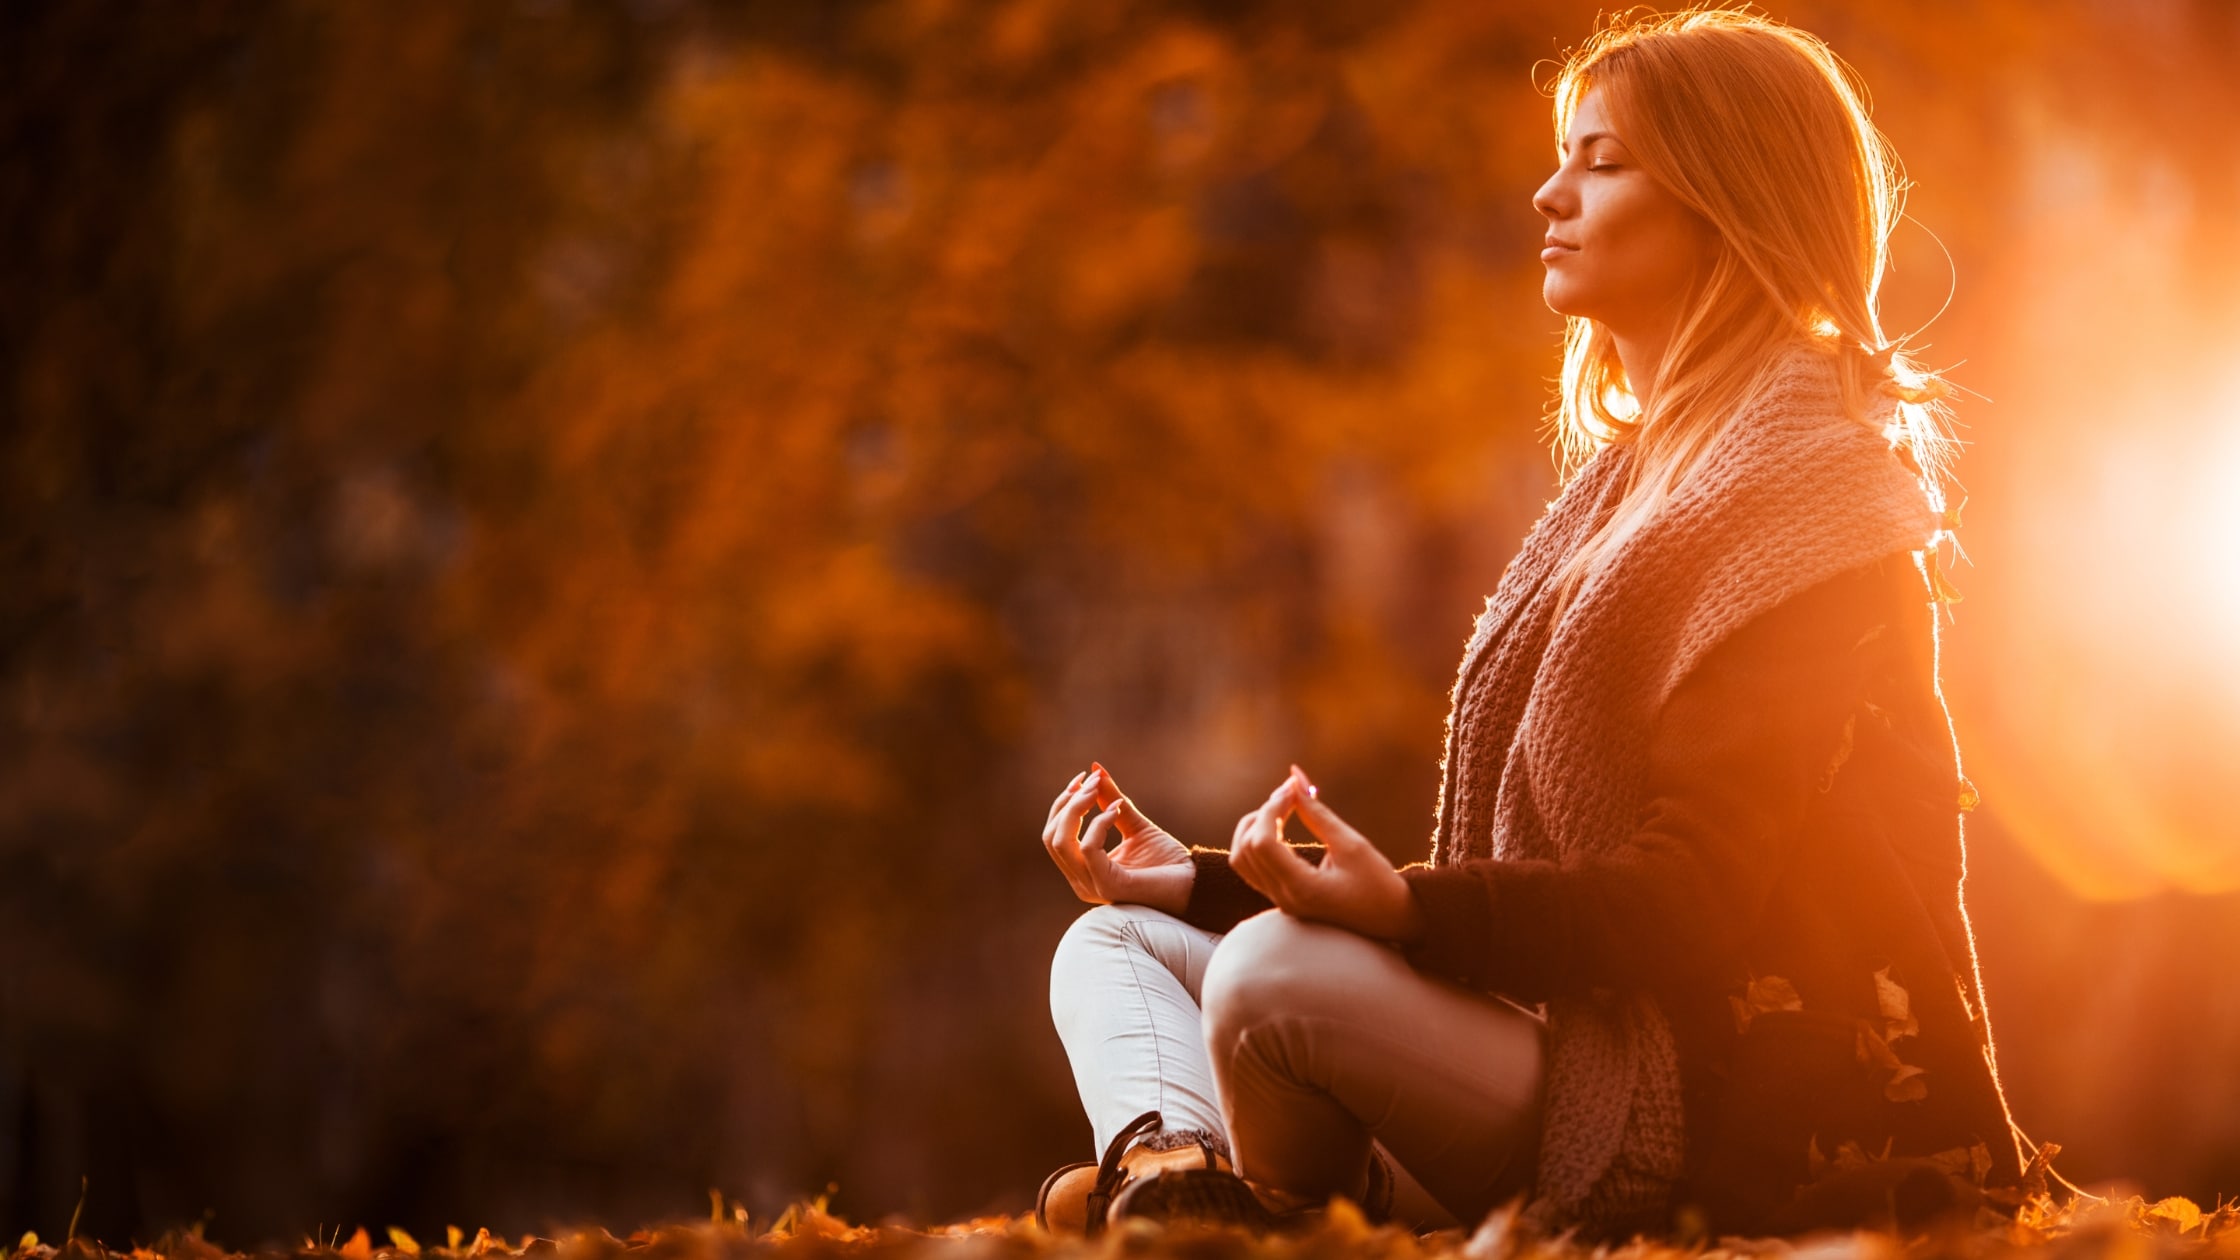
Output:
[1561,86,1621,152]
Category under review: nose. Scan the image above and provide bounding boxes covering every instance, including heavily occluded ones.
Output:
[1532,168,1570,223]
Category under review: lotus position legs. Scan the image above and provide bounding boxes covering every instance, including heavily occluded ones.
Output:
[1050,901,1548,1229]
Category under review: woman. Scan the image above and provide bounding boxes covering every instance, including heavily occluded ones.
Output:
[1037,7,2032,1242]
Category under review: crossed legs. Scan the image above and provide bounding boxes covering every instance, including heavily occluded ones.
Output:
[1050,903,1547,1229]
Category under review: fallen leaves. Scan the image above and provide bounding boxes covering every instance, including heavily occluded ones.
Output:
[9,1181,2240,1260]
[0,1143,2226,1260]
[1872,967,1919,1043]
[1856,968,1929,1103]
[1731,973,1804,1034]
[1728,969,1930,1104]
[1926,1142,1998,1190]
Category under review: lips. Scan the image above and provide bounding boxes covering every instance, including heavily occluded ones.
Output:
[1541,236,1579,262]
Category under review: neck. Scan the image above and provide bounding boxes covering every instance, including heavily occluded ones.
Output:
[1611,325,1672,412]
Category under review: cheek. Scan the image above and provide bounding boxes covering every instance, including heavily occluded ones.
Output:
[1590,187,1706,302]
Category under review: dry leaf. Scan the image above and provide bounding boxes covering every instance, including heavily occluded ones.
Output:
[1884,1064,1929,1102]
[1731,974,1804,1033]
[1322,1196,1373,1240]
[1926,1145,1972,1179]
[1856,1017,1928,1100]
[1856,1022,1901,1070]
[1873,966,1919,1042]
[384,1231,418,1258]
[2019,1142,2060,1202]
[1829,1137,1893,1174]
[2200,1201,2240,1239]
[2147,1196,2204,1234]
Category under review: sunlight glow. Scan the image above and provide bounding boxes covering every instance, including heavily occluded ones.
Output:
[1972,365,2240,900]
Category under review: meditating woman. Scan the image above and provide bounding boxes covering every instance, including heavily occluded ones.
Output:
[1035,7,2032,1242]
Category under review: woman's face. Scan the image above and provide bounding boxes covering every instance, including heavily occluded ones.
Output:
[1531,86,1717,334]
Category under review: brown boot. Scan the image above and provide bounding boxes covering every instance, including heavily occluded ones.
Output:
[1110,1141,1396,1234]
[1035,1111,1233,1236]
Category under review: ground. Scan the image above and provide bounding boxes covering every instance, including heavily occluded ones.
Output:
[11,1188,2238,1260]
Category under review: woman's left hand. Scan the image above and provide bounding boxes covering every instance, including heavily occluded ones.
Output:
[1229,765,1426,944]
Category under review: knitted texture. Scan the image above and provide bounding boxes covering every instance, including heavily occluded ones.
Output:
[1426,342,1943,1236]
[1139,1127,1233,1162]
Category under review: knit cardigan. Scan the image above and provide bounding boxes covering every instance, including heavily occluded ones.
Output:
[1179,341,2028,1238]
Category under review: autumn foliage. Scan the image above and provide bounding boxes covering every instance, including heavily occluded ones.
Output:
[14,1182,2240,1260]
[3,0,2238,1247]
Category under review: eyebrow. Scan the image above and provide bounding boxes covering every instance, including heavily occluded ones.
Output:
[1559,130,1620,156]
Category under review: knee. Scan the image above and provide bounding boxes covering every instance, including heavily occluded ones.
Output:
[1048,903,1173,1025]
[1201,910,1356,1042]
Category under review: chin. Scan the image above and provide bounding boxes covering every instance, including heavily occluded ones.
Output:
[1541,279,1587,320]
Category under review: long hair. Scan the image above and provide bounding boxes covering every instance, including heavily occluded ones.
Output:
[1539,4,1958,625]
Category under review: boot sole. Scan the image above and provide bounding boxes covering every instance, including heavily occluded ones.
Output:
[1109,1168,1288,1232]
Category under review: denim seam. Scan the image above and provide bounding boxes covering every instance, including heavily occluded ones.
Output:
[1116,918,1171,1141]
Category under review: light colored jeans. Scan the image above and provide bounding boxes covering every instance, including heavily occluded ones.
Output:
[1049,903,1547,1230]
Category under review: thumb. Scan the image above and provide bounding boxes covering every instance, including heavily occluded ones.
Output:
[1289,783,1371,854]
[1108,795,1156,839]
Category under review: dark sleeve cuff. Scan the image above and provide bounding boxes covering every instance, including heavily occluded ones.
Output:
[1177,844,1326,936]
[1397,858,1579,1001]
[1398,864,1499,991]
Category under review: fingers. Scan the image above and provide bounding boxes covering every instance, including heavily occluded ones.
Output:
[1283,766,1361,848]
[1087,762,1153,840]
[1285,765,1386,861]
[1078,800,1125,891]
[1042,775,1105,897]
[1047,770,1088,824]
[1238,826,1317,910]
[1230,778,1313,908]
[1088,762,1173,838]
[1087,761,1120,809]
[1231,777,1295,862]
[1109,797,1152,840]
[1042,774,1096,849]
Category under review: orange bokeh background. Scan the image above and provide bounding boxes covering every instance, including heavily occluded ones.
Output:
[2,0,2235,1245]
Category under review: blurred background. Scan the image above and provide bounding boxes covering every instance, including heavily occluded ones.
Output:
[4,0,2237,1246]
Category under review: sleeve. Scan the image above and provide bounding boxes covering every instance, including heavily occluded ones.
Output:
[1396,557,1907,1001]
[1177,844,1327,936]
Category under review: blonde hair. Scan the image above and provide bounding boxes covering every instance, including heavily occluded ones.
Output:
[1538,4,1958,624]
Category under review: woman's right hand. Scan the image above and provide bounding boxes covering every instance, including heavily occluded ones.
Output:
[1040,762,1194,916]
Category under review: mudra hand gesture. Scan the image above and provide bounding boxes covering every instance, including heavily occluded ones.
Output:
[1231,765,1425,945]
[1040,762,1194,916]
